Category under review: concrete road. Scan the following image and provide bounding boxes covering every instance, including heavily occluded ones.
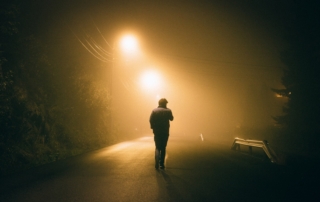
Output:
[1,135,319,201]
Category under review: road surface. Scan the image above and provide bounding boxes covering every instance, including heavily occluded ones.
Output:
[1,134,319,201]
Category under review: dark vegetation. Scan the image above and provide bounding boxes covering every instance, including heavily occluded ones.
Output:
[0,1,115,175]
[231,1,320,156]
[271,1,320,152]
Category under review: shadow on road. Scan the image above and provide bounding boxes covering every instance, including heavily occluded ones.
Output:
[158,169,208,202]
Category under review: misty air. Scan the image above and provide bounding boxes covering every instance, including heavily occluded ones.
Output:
[1,1,319,201]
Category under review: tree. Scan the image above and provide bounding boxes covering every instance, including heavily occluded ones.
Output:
[272,1,320,148]
[0,1,114,174]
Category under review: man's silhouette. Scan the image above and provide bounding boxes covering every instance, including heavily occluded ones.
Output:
[150,98,174,169]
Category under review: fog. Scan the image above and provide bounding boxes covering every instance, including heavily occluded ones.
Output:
[2,0,319,176]
[54,1,287,142]
[111,44,284,142]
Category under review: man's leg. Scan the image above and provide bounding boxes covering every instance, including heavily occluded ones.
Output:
[155,148,160,169]
[154,134,161,169]
[154,130,169,169]
[159,135,169,169]
[159,148,166,168]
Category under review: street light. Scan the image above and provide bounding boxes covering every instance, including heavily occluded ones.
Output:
[110,34,139,129]
[139,69,161,91]
[119,35,139,54]
[74,29,140,131]
[112,34,139,94]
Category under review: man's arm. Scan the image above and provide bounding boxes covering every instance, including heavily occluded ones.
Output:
[149,111,154,129]
[169,110,174,121]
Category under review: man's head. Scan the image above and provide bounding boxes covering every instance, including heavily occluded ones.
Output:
[158,98,168,107]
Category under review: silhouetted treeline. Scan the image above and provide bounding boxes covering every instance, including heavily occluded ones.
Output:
[0,1,114,174]
[272,1,320,151]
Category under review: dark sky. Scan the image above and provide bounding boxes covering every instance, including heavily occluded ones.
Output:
[21,0,315,136]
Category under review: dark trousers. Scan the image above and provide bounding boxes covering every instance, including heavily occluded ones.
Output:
[153,128,169,165]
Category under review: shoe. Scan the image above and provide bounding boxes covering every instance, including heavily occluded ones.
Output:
[159,164,165,169]
[155,160,159,169]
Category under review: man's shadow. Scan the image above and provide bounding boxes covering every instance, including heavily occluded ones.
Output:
[157,169,207,202]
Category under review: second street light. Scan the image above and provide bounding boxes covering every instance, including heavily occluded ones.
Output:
[139,69,161,91]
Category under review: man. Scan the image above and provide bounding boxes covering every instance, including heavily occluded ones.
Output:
[150,98,174,169]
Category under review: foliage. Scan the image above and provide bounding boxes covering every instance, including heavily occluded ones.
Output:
[272,2,320,150]
[0,2,114,175]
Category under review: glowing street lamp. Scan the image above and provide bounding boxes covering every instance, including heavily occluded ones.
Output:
[119,35,139,54]
[75,30,140,125]
[112,34,139,94]
[139,69,161,91]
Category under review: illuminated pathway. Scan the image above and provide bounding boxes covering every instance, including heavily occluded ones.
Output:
[1,135,319,201]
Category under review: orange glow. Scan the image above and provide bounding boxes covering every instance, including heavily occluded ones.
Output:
[139,70,161,90]
[120,35,138,54]
[94,137,154,158]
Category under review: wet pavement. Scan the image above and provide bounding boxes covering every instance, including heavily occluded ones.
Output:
[1,135,319,201]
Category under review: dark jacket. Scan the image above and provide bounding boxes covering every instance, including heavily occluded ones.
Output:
[150,106,174,130]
